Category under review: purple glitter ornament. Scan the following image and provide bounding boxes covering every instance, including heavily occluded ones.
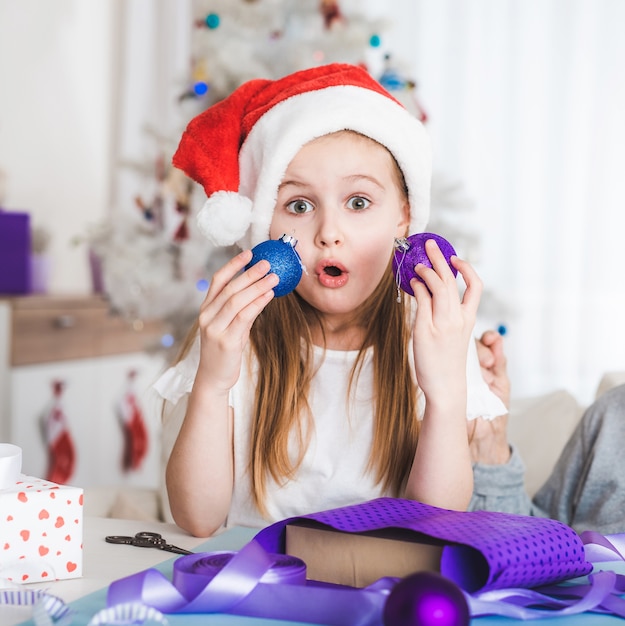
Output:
[392,232,457,297]
[384,571,470,626]
[247,234,304,297]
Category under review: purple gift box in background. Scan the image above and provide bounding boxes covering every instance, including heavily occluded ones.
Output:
[0,209,32,294]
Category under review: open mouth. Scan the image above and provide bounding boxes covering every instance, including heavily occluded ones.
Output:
[316,260,349,288]
[324,266,342,277]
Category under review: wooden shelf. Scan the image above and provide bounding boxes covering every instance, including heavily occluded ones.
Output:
[7,295,167,366]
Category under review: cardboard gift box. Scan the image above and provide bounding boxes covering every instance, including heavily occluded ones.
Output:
[0,474,83,583]
[285,522,443,587]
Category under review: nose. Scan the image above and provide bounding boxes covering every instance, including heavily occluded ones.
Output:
[314,207,344,248]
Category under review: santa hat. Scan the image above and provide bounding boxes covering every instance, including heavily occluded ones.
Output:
[173,63,432,250]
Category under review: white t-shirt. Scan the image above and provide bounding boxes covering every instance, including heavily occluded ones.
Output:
[154,335,506,528]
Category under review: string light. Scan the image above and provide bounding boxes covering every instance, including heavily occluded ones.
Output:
[205,13,220,29]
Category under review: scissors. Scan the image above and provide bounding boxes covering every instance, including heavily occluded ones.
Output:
[105,531,193,555]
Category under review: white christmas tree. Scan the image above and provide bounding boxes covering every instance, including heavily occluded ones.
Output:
[87,0,506,346]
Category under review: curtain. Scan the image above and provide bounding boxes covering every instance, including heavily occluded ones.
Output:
[377,0,625,404]
[111,0,192,212]
[113,0,625,404]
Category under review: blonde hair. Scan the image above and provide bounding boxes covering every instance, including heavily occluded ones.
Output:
[249,270,418,515]
[173,131,420,517]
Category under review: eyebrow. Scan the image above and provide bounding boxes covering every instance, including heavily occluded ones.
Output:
[278,173,384,192]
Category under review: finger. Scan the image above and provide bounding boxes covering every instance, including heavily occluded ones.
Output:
[205,249,254,301]
[452,256,483,315]
[488,334,508,375]
[425,238,457,281]
[476,337,495,369]
[222,283,276,339]
[204,270,278,332]
[411,276,434,318]
[480,329,500,347]
[205,256,273,316]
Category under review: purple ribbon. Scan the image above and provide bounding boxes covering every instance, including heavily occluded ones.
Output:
[105,499,625,623]
[107,539,392,625]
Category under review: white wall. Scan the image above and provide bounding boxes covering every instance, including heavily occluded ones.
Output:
[0,0,117,294]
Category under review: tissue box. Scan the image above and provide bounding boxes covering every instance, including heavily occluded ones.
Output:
[285,522,443,587]
[0,210,31,294]
[0,475,83,583]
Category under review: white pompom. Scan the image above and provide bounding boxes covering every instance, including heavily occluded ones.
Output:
[197,191,253,246]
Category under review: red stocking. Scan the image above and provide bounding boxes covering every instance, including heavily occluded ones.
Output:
[118,370,149,471]
[43,381,76,485]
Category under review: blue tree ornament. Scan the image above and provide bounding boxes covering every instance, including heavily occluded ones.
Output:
[247,234,304,297]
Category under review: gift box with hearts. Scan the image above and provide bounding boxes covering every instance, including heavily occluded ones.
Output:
[0,474,83,583]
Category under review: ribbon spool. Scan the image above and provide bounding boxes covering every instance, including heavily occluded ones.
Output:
[173,551,306,598]
[0,443,21,490]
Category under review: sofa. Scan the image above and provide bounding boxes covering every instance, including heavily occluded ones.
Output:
[83,371,625,522]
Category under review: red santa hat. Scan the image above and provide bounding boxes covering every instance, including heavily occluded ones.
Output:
[173,63,432,249]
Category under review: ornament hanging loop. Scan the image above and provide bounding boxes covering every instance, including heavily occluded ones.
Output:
[393,237,410,302]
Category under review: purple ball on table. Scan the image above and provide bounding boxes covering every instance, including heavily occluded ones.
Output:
[392,232,457,297]
[383,571,470,626]
[246,234,304,297]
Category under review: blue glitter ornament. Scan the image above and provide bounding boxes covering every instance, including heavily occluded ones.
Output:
[392,232,457,297]
[247,234,304,297]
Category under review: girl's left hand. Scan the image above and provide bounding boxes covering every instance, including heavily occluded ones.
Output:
[411,238,483,404]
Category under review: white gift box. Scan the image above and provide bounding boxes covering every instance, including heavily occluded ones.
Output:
[0,474,83,583]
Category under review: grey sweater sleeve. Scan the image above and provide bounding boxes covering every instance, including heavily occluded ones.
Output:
[470,384,625,534]
[469,444,548,517]
[533,384,625,534]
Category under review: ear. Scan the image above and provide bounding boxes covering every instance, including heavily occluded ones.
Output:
[395,201,411,236]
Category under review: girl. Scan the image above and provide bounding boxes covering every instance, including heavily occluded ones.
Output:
[155,64,506,537]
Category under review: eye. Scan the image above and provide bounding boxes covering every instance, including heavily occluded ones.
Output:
[286,198,314,214]
[347,196,370,211]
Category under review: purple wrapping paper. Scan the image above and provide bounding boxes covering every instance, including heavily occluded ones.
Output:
[104,499,623,624]
[0,210,31,294]
[254,497,593,593]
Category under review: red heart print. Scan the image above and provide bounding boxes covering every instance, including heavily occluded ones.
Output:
[66,562,77,573]
[55,516,65,528]
[17,493,27,503]
[39,545,49,556]
[20,530,30,541]
[39,509,50,520]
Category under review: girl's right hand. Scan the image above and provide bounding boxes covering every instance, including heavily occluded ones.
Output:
[195,249,279,392]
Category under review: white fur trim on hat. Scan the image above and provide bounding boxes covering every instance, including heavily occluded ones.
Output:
[236,84,431,249]
[197,191,253,247]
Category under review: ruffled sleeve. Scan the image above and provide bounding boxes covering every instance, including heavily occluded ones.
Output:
[152,336,201,404]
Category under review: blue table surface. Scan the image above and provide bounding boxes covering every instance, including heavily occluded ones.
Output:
[17,526,625,625]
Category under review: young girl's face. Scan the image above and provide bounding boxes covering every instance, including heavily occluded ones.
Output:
[270,131,410,321]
